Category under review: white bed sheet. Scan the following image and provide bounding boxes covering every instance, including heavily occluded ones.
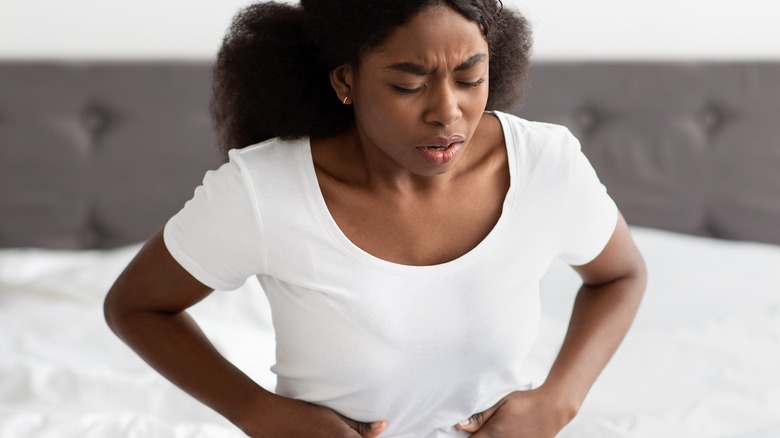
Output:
[1,227,778,437]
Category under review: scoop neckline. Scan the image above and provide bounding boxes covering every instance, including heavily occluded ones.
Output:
[301,111,517,276]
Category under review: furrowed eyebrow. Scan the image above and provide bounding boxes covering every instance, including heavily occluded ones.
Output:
[453,53,488,72]
[385,62,434,75]
[385,53,488,75]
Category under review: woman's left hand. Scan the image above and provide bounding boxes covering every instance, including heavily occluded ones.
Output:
[455,388,576,437]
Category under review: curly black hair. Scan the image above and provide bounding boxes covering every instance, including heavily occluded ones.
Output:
[212,0,532,156]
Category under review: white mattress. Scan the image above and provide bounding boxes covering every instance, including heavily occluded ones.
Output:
[1,227,779,437]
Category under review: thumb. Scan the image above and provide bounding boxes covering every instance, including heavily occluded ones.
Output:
[455,402,501,433]
[340,415,387,438]
[361,421,387,438]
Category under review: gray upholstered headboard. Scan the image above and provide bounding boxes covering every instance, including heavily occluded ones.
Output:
[0,62,221,249]
[513,63,780,244]
[1,61,779,249]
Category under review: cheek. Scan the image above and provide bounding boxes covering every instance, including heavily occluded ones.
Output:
[457,91,489,125]
[471,91,490,113]
[355,91,416,132]
[472,78,490,109]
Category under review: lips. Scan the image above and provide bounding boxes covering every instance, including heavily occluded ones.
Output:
[416,135,466,150]
[415,135,466,165]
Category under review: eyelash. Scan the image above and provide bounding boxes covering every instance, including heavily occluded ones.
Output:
[392,86,423,95]
[392,77,486,95]
[461,77,486,88]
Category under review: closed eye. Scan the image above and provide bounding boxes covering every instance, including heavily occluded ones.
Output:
[458,77,486,88]
[392,77,484,95]
[392,85,424,95]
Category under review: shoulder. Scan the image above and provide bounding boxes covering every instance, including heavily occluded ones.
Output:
[193,137,311,203]
[228,136,309,165]
[491,111,578,150]
[490,111,583,175]
[222,136,310,180]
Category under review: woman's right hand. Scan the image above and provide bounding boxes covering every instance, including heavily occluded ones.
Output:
[240,392,386,438]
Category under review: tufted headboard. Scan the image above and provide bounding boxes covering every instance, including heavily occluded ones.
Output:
[0,62,221,249]
[1,61,779,249]
[513,63,780,245]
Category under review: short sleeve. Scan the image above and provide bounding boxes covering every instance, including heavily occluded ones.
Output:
[556,133,618,266]
[163,151,266,290]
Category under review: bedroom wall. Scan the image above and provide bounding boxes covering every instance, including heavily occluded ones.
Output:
[1,0,779,61]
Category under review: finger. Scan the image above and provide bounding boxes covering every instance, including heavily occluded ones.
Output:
[455,401,502,433]
[361,421,386,438]
[340,415,387,438]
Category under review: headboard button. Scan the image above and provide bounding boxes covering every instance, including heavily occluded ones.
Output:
[574,107,600,134]
[81,228,101,248]
[82,105,111,138]
[698,105,724,133]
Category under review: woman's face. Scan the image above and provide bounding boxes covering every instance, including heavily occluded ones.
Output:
[343,5,490,178]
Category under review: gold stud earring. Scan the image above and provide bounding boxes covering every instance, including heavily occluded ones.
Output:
[342,96,350,105]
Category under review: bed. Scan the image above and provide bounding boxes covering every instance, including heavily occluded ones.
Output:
[1,61,779,437]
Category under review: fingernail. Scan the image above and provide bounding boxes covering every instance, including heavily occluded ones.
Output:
[372,421,385,429]
[458,418,471,427]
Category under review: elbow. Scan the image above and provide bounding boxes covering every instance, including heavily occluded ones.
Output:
[610,250,647,308]
[103,285,128,337]
[103,289,119,334]
[632,249,648,297]
[628,251,648,294]
[612,234,648,300]
[619,253,648,318]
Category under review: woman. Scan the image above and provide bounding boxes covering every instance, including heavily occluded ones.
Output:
[104,1,646,437]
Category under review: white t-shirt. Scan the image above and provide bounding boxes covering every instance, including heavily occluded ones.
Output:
[164,111,618,437]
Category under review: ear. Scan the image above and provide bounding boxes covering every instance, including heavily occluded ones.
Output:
[330,64,355,104]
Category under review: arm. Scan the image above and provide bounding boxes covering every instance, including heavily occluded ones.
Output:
[458,212,647,436]
[544,212,647,417]
[104,230,385,438]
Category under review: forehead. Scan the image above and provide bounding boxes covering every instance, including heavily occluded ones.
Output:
[361,5,488,68]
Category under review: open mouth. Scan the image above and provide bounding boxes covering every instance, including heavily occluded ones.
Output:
[415,141,463,165]
[418,144,452,151]
[414,134,466,165]
[422,145,451,151]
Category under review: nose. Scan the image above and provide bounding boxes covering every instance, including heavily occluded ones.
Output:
[423,82,462,126]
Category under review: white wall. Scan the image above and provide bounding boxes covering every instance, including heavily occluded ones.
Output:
[1,0,779,60]
[0,0,256,60]
[513,0,780,60]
